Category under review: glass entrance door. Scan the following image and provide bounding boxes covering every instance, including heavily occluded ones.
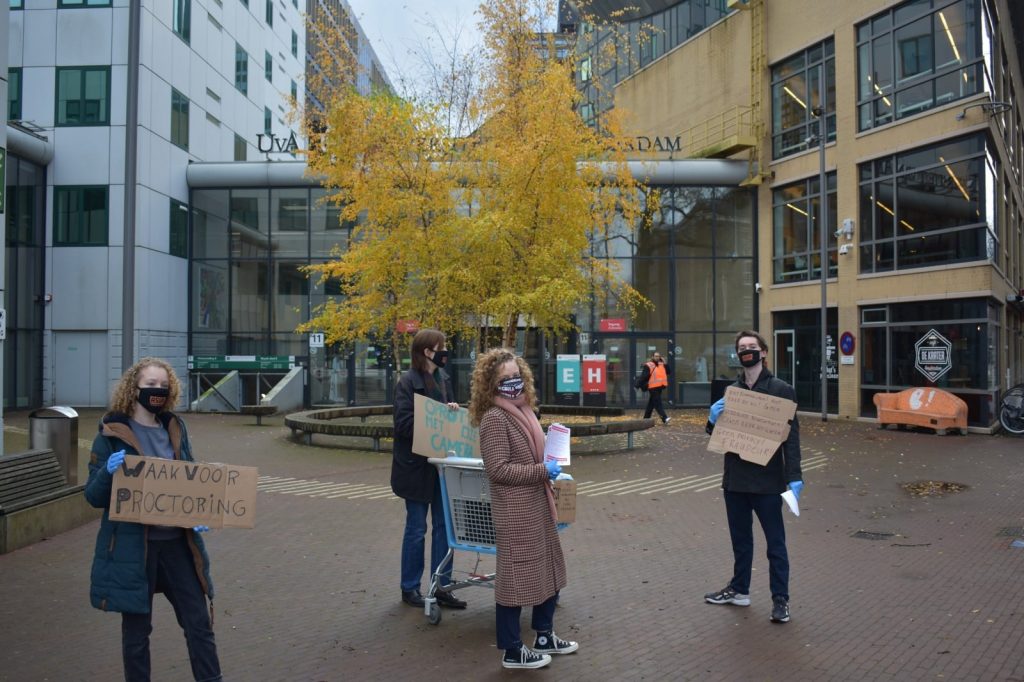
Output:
[774,329,795,386]
[597,337,630,407]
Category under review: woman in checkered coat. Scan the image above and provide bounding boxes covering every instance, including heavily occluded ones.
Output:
[469,348,579,670]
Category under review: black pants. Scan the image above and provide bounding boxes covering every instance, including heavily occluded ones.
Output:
[643,387,668,421]
[121,537,222,682]
[495,594,559,650]
[724,490,789,600]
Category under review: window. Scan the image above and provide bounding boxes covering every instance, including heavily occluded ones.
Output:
[173,0,190,43]
[772,173,837,283]
[54,187,108,245]
[10,0,24,9]
[55,66,110,126]
[580,57,592,82]
[169,199,189,258]
[57,0,111,6]
[234,133,247,161]
[291,30,298,57]
[240,0,248,6]
[859,133,996,273]
[771,39,835,159]
[8,68,22,120]
[235,44,248,95]
[265,51,273,82]
[856,0,983,131]
[170,88,189,150]
[265,0,273,25]
[290,79,297,101]
[264,107,272,135]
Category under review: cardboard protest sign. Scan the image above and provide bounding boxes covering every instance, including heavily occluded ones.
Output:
[707,386,797,466]
[412,393,480,458]
[108,455,258,529]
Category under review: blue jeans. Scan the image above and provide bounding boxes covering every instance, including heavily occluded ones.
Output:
[121,536,222,682]
[495,594,558,650]
[724,490,789,601]
[400,479,450,591]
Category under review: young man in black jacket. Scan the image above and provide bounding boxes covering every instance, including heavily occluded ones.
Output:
[703,330,803,623]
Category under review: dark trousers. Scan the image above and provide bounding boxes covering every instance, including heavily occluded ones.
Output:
[724,490,789,601]
[400,478,451,591]
[121,537,221,682]
[643,387,668,421]
[495,594,559,651]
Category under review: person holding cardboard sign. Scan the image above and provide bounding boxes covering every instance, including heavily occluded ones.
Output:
[704,331,803,625]
[84,358,222,681]
[391,328,467,610]
[469,349,578,670]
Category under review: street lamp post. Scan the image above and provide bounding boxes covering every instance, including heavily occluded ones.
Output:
[814,65,828,423]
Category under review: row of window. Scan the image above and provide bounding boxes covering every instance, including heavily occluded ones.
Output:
[50,187,188,258]
[772,132,997,283]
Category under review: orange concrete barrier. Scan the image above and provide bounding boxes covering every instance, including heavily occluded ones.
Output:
[873,388,968,435]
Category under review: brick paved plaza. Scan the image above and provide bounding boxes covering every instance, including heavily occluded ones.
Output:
[2,410,1023,681]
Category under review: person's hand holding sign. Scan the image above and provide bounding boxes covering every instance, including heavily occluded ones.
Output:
[106,450,126,475]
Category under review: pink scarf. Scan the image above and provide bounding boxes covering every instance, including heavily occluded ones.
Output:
[493,395,558,523]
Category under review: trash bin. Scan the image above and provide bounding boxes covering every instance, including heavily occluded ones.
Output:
[28,407,80,486]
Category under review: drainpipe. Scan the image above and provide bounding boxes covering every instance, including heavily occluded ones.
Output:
[122,0,141,372]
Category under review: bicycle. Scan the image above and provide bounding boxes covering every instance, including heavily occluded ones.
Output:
[999,384,1024,434]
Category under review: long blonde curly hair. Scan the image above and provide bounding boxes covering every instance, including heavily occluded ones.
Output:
[110,357,182,416]
[468,348,537,426]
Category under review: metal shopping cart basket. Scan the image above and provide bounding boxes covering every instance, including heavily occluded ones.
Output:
[424,457,498,625]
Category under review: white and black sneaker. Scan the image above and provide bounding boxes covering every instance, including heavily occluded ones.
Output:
[533,631,579,655]
[770,597,791,623]
[704,586,751,606]
[502,645,552,670]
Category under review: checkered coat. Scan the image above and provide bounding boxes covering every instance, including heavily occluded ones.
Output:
[479,406,567,607]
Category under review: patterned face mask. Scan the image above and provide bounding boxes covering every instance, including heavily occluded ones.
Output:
[497,376,524,400]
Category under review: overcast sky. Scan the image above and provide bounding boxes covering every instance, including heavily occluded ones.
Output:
[346,0,486,86]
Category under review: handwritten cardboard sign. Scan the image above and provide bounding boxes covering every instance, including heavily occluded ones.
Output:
[412,393,481,458]
[108,455,258,529]
[707,386,797,465]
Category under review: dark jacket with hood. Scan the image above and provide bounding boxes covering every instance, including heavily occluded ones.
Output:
[391,367,452,502]
[707,368,802,495]
[84,411,214,614]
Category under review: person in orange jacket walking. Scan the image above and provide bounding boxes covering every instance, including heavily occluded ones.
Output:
[637,352,672,424]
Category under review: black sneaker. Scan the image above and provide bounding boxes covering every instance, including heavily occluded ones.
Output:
[770,597,790,623]
[501,645,551,670]
[533,631,579,655]
[704,586,751,606]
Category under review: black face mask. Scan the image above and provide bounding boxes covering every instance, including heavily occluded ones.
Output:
[738,348,762,368]
[429,349,449,368]
[497,376,525,400]
[138,387,170,413]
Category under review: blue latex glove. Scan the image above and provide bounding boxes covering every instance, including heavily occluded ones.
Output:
[193,525,211,533]
[709,397,726,424]
[106,450,126,475]
[544,460,562,479]
[788,481,804,501]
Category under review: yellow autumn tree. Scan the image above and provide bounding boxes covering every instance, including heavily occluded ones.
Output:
[297,0,651,357]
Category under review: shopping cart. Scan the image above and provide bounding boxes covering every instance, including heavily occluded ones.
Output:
[424,457,498,625]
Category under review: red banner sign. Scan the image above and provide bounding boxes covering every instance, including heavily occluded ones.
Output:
[395,319,420,333]
[581,354,607,394]
[599,318,627,332]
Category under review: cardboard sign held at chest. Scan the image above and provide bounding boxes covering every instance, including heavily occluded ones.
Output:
[412,393,481,458]
[707,386,798,466]
[108,455,258,529]
[552,479,576,524]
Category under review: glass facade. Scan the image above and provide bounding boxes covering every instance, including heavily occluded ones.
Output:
[856,0,986,131]
[859,133,996,272]
[4,155,46,409]
[188,184,755,406]
[860,298,997,426]
[772,308,838,414]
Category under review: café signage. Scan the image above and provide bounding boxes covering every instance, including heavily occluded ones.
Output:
[914,329,952,382]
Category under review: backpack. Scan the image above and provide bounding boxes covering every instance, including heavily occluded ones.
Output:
[634,373,648,391]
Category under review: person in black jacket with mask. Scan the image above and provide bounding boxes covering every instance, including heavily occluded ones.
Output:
[391,328,467,610]
[703,330,803,624]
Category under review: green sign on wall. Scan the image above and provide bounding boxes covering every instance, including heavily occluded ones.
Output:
[188,355,296,370]
[0,147,6,214]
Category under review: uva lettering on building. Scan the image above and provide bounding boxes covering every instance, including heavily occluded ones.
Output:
[256,131,301,154]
